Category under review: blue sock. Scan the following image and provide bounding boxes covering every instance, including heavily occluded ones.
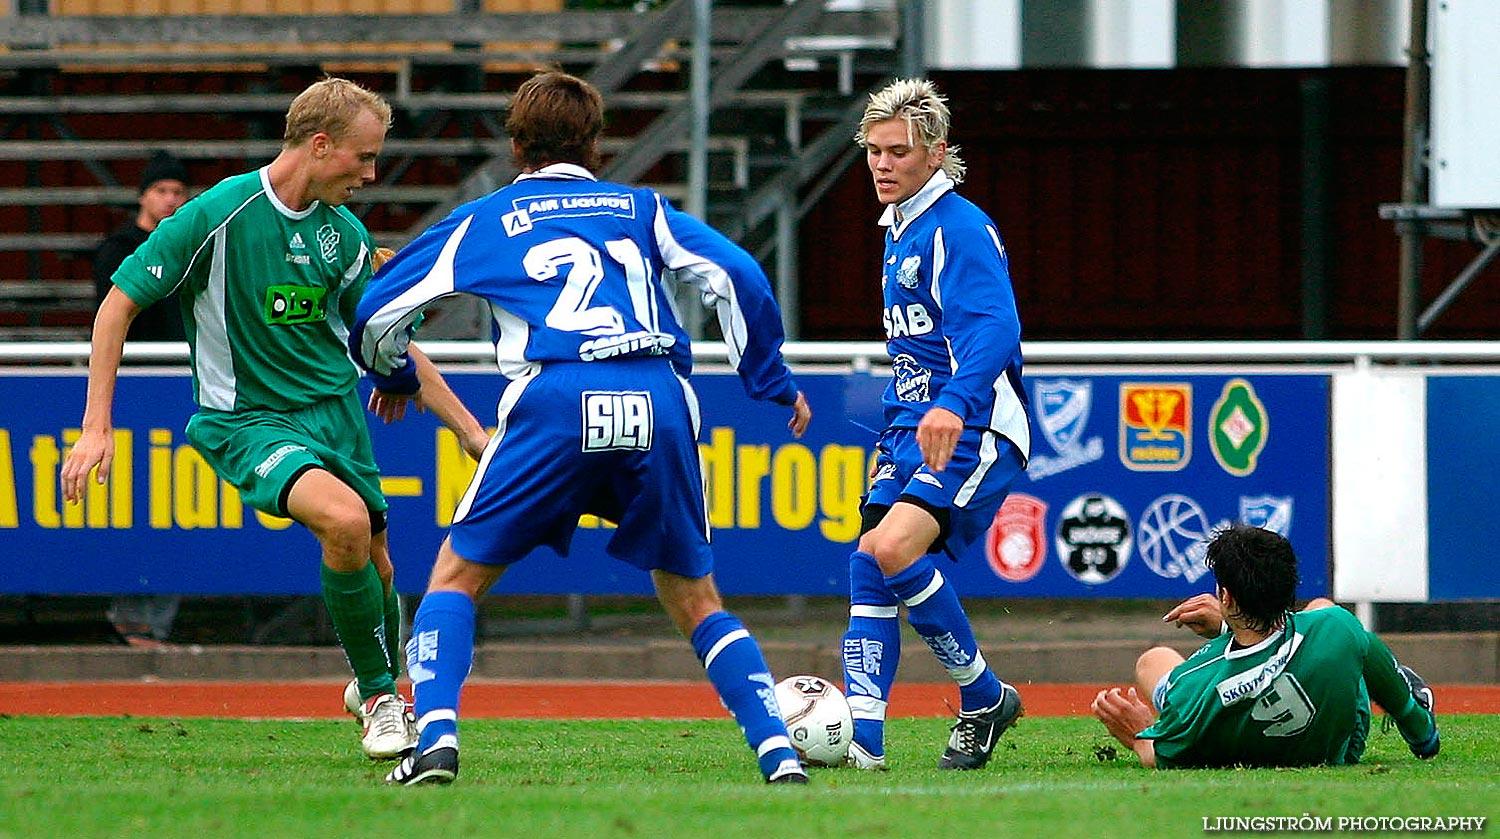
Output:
[886,556,1001,712]
[842,551,900,756]
[406,590,475,753]
[690,611,800,779]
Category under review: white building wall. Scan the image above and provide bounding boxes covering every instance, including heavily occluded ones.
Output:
[919,0,1411,69]
[925,0,1022,69]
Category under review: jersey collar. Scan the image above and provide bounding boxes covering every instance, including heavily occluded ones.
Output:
[878,169,954,240]
[1224,622,1286,658]
[260,166,318,220]
[515,163,597,182]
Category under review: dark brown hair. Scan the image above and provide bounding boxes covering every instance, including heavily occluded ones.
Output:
[505,70,604,172]
[1206,524,1301,633]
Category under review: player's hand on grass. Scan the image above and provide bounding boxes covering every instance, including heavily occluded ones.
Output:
[1092,687,1153,747]
[1164,593,1227,638]
[60,427,114,503]
[788,391,812,439]
[1092,687,1159,768]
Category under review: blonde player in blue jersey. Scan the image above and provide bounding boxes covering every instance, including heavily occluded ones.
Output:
[353,70,814,786]
[837,79,1030,772]
[1092,524,1440,768]
[61,78,490,762]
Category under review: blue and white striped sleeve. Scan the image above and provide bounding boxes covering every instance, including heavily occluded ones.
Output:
[351,212,477,394]
[929,222,1021,424]
[652,195,798,405]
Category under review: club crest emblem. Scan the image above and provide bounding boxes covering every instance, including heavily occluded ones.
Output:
[1136,494,1229,582]
[316,224,341,263]
[1239,495,1293,536]
[1028,379,1104,479]
[896,255,921,289]
[1120,383,1191,471]
[1055,493,1132,585]
[987,494,1048,582]
[1210,378,1269,476]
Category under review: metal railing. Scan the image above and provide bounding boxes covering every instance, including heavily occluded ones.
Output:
[8,339,1500,367]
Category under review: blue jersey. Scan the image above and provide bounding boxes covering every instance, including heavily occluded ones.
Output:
[877,171,1029,459]
[351,163,797,406]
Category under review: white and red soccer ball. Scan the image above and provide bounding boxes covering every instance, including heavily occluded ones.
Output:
[774,675,853,767]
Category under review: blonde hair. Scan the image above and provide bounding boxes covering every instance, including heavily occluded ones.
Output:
[283,77,393,148]
[855,78,965,184]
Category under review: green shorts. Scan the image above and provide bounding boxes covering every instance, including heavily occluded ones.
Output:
[185,390,388,519]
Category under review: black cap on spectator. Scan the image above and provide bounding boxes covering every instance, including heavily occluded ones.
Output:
[140,151,190,193]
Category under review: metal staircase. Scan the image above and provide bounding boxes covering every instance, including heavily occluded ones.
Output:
[0,2,900,338]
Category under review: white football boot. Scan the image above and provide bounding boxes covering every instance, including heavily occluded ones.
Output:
[360,692,418,760]
[342,678,362,717]
[844,741,889,771]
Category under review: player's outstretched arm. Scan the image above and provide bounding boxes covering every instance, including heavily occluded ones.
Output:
[60,287,139,502]
[411,344,489,460]
[1163,593,1226,639]
[1091,687,1159,768]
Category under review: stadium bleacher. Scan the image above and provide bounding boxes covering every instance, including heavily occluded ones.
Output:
[0,0,899,338]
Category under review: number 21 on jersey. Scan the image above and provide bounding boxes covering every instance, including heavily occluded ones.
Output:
[524,236,657,337]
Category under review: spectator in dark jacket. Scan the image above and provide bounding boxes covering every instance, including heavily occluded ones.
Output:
[93,150,191,342]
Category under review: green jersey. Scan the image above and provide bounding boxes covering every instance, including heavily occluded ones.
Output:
[1141,607,1372,768]
[112,167,377,413]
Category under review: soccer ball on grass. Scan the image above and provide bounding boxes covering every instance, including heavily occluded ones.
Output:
[774,675,853,767]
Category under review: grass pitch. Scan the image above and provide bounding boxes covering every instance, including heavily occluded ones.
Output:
[2,713,1494,839]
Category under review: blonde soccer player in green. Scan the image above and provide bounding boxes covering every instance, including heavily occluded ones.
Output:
[1092,524,1439,768]
[61,77,489,760]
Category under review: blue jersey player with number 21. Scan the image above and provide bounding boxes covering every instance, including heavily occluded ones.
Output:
[352,70,814,786]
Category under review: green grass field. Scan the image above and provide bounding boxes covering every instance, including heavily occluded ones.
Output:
[2,714,1493,839]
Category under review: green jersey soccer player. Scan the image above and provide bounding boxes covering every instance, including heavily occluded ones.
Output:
[1092,525,1439,769]
[62,78,488,761]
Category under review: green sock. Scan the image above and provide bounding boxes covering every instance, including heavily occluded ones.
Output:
[383,586,403,683]
[321,562,397,701]
[1363,632,1436,744]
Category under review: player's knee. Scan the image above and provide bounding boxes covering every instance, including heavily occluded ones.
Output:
[857,531,921,576]
[1137,646,1179,668]
[309,503,373,565]
[1135,646,1183,694]
[427,542,502,600]
[1302,597,1337,612]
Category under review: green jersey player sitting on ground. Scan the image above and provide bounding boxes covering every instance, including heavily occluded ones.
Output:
[61,77,489,761]
[1092,524,1440,769]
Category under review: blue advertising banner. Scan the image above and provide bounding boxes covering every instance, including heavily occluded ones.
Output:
[1425,376,1500,601]
[0,368,1328,599]
[966,374,1328,600]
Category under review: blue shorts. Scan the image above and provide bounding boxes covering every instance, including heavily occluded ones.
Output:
[448,358,713,578]
[864,426,1025,558]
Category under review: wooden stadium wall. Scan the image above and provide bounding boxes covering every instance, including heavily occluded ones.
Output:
[50,0,560,66]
